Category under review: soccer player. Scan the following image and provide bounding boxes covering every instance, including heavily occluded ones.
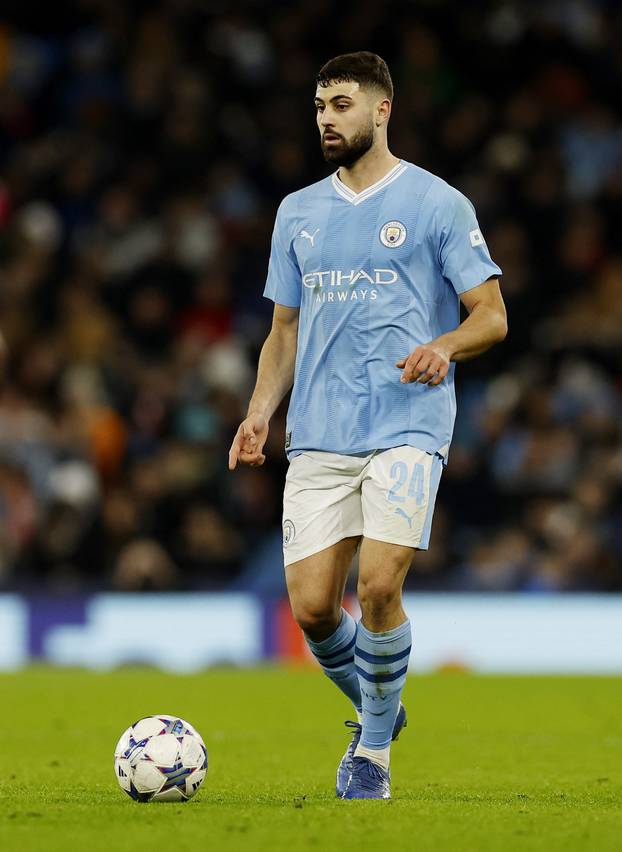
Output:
[228,52,507,799]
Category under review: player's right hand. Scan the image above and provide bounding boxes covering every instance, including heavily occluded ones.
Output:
[228,413,269,470]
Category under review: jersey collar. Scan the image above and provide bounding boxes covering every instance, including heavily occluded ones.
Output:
[331,160,408,206]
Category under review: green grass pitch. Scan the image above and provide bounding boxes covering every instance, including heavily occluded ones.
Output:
[1,668,621,851]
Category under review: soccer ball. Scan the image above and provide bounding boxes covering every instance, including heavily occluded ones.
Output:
[114,714,208,802]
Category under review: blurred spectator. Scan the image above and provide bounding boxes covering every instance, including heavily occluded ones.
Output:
[112,538,178,591]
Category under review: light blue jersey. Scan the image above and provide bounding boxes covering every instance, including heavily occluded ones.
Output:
[263,160,502,462]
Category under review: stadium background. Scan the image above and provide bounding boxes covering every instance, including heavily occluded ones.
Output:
[3,9,622,851]
[0,0,621,671]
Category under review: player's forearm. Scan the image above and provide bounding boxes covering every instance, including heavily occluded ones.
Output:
[247,327,297,420]
[436,303,508,362]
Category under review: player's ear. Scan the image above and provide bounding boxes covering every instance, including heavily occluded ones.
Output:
[376,95,391,126]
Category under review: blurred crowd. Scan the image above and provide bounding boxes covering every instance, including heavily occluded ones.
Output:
[0,0,620,593]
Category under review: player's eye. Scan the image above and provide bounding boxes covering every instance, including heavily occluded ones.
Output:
[315,104,325,112]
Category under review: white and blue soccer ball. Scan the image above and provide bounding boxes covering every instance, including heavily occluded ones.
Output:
[114,714,208,802]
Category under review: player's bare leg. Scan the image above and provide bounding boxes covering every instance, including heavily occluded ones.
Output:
[285,535,360,641]
[343,537,414,799]
[357,537,414,632]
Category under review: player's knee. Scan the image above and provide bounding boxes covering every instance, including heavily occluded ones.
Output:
[357,574,401,613]
[291,599,340,636]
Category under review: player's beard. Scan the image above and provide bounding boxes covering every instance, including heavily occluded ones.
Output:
[321,119,375,167]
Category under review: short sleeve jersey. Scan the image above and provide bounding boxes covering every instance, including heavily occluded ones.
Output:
[263,160,502,462]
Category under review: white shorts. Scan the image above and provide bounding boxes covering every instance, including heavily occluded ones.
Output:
[282,445,445,566]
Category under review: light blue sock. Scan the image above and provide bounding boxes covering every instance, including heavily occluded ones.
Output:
[355,619,411,749]
[305,609,362,713]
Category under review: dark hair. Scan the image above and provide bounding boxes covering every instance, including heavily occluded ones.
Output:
[316,52,393,100]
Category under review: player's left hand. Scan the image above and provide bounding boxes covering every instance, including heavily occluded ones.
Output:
[396,342,452,386]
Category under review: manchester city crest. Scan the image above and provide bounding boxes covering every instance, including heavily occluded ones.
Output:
[283,519,296,546]
[380,220,407,248]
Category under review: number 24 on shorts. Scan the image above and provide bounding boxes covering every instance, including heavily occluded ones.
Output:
[387,461,425,505]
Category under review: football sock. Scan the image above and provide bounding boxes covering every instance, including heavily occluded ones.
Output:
[354,619,412,767]
[354,743,391,771]
[304,609,362,714]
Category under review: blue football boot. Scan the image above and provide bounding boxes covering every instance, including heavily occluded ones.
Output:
[335,703,406,797]
[342,756,391,799]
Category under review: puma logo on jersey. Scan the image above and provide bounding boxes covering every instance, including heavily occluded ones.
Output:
[299,228,320,246]
[395,507,418,528]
